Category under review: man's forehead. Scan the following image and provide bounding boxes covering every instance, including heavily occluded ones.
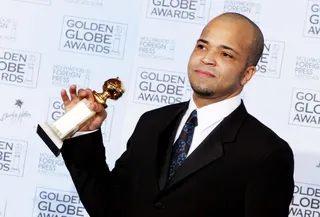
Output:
[200,18,254,43]
[204,17,253,32]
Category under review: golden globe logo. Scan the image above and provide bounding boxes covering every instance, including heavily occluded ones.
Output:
[0,138,27,177]
[304,1,320,37]
[33,188,87,217]
[255,40,285,78]
[59,16,127,59]
[146,0,211,24]
[289,88,320,128]
[290,182,320,217]
[0,48,41,88]
[134,68,187,106]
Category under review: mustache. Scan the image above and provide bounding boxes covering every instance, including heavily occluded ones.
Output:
[193,68,217,77]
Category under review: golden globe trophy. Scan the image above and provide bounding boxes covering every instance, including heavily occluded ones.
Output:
[37,77,125,157]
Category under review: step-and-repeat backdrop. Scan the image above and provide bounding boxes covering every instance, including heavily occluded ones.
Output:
[0,0,319,216]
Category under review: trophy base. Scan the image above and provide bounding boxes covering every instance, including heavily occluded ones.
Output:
[37,123,63,157]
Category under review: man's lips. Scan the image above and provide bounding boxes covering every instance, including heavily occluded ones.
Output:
[194,70,215,77]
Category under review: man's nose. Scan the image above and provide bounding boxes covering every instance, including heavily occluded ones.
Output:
[200,51,217,66]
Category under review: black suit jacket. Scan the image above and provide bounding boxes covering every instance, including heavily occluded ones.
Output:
[61,101,294,217]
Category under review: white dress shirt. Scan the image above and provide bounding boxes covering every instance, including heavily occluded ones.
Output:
[174,94,241,157]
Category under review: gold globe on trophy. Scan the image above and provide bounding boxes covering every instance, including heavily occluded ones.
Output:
[93,77,124,108]
[37,77,125,156]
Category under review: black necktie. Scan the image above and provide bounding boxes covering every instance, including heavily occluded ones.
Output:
[167,109,198,181]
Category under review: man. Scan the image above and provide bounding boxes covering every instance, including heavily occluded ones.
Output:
[59,12,294,217]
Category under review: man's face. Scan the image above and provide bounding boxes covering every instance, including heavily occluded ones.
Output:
[187,18,256,100]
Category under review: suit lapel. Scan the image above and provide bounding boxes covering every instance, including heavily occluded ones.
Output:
[157,102,189,191]
[164,101,248,189]
[165,123,223,188]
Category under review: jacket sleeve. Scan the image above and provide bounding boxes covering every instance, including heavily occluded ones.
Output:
[245,142,295,217]
[61,126,136,217]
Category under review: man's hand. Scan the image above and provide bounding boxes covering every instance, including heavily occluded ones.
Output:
[61,84,107,132]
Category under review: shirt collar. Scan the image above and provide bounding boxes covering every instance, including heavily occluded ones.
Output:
[187,94,242,132]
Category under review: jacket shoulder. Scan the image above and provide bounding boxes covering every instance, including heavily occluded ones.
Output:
[243,113,291,151]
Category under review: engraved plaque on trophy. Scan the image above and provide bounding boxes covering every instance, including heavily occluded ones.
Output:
[37,77,125,157]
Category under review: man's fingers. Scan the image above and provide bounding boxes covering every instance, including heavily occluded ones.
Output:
[60,89,71,106]
[95,103,106,113]
[78,88,88,99]
[69,85,78,101]
[86,88,94,101]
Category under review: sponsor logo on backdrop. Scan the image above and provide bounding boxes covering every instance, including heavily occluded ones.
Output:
[0,137,27,177]
[295,56,320,80]
[289,182,320,217]
[52,65,91,89]
[12,0,51,5]
[139,37,175,60]
[38,152,69,177]
[256,40,285,78]
[223,0,261,23]
[60,16,127,59]
[289,88,320,128]
[33,188,88,217]
[0,99,31,123]
[65,0,105,7]
[0,48,41,88]
[304,0,320,38]
[0,17,17,40]
[134,67,191,106]
[146,0,211,24]
[47,97,114,141]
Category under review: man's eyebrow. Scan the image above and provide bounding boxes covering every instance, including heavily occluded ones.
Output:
[197,39,209,44]
[197,39,240,56]
[219,45,240,56]
[197,39,240,55]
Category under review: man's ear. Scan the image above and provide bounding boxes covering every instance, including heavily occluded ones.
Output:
[241,66,256,86]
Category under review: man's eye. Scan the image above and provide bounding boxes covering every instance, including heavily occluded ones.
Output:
[222,52,232,58]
